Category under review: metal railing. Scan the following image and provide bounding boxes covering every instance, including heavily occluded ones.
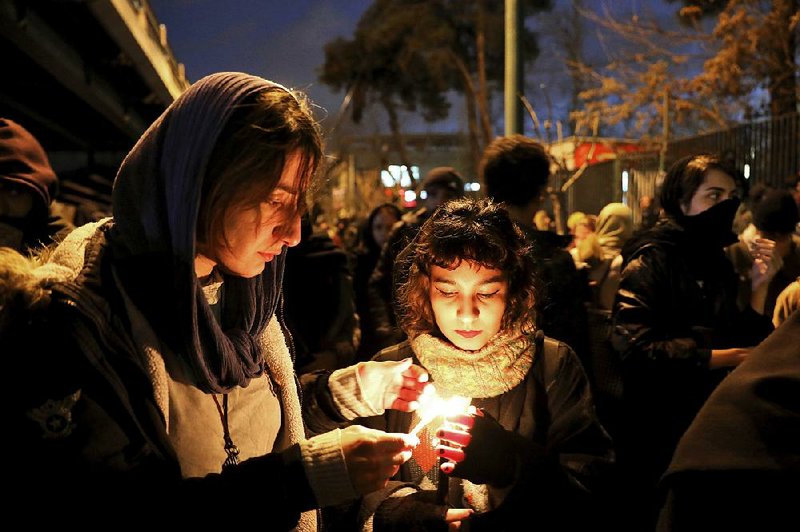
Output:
[560,112,799,218]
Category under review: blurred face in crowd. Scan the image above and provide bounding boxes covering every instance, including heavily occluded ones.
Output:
[0,182,36,249]
[371,208,399,249]
[429,261,507,351]
[424,185,460,212]
[0,182,34,219]
[681,169,738,216]
[574,221,593,243]
[198,151,303,278]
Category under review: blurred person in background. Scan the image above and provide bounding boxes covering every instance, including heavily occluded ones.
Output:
[354,203,401,361]
[0,118,72,253]
[367,167,464,351]
[727,188,800,318]
[481,134,591,372]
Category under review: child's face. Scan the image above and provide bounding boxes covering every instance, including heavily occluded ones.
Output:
[429,261,508,351]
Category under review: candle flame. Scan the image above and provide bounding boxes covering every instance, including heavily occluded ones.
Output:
[409,386,470,437]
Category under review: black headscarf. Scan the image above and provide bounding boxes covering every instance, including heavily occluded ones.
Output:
[109,72,289,393]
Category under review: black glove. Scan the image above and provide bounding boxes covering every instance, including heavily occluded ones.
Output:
[448,410,527,488]
[374,489,449,532]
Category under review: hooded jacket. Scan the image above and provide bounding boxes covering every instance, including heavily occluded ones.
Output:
[0,118,71,252]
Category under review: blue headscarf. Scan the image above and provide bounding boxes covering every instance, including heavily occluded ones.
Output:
[109,72,290,393]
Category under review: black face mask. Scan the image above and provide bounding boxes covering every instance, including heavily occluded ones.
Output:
[680,197,740,249]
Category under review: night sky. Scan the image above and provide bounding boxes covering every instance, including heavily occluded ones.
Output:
[149,1,685,137]
[149,0,373,127]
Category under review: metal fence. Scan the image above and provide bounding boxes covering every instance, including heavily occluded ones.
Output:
[559,112,799,221]
[667,112,799,188]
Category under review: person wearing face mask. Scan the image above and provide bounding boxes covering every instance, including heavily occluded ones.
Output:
[610,154,774,531]
[0,118,72,253]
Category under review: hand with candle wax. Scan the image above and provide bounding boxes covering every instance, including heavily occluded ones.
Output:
[436,409,528,487]
[357,357,430,413]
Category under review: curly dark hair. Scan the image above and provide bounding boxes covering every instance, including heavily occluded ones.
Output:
[398,198,538,339]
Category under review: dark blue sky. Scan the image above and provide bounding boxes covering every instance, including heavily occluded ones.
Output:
[150,0,373,126]
[149,0,688,138]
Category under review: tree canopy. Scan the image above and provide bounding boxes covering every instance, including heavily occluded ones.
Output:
[319,0,551,159]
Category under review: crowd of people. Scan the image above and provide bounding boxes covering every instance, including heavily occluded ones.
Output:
[2,72,799,530]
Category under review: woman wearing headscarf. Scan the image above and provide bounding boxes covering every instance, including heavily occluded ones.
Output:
[5,73,427,528]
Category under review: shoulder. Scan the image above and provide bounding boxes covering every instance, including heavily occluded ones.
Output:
[531,335,581,384]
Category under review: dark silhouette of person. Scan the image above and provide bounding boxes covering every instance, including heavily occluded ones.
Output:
[0,118,71,253]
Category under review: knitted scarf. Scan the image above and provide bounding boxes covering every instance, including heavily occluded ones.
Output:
[411,330,534,398]
[107,72,289,394]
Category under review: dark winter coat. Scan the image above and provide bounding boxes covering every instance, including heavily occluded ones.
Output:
[10,223,346,528]
[520,226,591,369]
[611,218,773,501]
[657,311,800,531]
[328,336,614,531]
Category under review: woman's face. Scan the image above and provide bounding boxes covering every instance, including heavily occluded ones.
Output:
[371,209,399,249]
[208,152,304,278]
[429,261,508,351]
[682,168,738,216]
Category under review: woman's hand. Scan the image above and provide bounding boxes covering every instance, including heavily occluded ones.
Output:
[374,489,472,531]
[358,358,430,412]
[340,425,418,494]
[749,237,776,291]
[709,347,751,369]
[436,409,526,487]
[446,509,473,531]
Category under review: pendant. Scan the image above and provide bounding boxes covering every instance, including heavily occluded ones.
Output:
[222,439,240,470]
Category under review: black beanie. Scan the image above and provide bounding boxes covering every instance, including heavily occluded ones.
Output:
[753,189,800,234]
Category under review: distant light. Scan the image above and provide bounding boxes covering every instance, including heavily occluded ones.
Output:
[621,170,629,193]
[419,190,428,200]
[380,170,395,188]
[400,165,412,187]
[744,164,751,180]
[465,182,481,192]
[382,164,420,188]
[404,190,417,202]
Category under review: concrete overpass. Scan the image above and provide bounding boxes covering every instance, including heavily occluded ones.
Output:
[0,0,190,220]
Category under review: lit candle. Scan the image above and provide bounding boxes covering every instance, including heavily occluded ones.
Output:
[407,386,471,505]
[409,386,471,437]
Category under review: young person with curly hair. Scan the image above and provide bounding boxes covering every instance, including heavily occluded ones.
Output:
[332,198,613,531]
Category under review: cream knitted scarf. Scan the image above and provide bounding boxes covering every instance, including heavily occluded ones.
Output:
[411,330,533,398]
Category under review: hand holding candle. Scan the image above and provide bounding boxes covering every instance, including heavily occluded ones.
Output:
[408,386,471,437]
[436,408,528,487]
[357,357,431,413]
